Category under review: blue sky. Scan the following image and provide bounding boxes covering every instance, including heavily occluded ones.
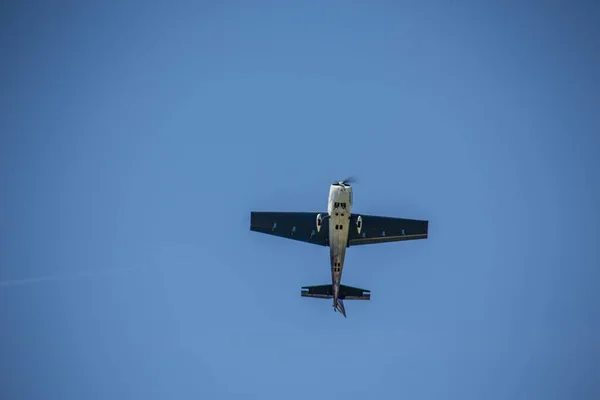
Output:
[1,1,599,398]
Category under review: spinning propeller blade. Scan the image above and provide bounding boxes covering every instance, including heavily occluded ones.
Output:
[333,176,357,186]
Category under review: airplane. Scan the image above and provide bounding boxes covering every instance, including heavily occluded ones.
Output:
[249,178,429,318]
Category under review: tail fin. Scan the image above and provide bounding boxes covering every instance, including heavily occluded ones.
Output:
[335,298,347,317]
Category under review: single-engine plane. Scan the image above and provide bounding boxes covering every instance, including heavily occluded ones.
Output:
[250,178,429,317]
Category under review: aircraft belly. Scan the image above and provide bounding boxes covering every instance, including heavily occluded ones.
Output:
[328,185,352,294]
[329,210,350,285]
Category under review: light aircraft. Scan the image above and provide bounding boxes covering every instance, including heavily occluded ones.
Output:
[250,178,429,318]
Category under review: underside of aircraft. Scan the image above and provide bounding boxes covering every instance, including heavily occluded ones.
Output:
[250,179,429,317]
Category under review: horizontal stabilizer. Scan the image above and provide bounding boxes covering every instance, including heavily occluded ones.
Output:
[301,284,370,300]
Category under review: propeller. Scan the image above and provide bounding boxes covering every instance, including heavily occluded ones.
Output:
[333,176,357,186]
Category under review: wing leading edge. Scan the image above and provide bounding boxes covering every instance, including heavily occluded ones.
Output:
[348,214,428,246]
[250,211,329,246]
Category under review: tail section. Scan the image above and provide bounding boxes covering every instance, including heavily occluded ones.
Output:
[301,284,371,300]
[335,298,347,318]
[301,284,370,318]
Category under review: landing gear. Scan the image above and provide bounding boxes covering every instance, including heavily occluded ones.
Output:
[316,213,330,232]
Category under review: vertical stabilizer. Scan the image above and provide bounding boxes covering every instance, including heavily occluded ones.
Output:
[335,298,347,318]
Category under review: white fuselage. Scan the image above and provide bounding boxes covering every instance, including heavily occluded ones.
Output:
[327,184,353,299]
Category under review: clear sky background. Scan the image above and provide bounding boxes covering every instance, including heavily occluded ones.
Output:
[1,1,599,399]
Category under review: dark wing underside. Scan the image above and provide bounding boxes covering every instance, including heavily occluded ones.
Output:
[250,211,329,246]
[348,214,428,246]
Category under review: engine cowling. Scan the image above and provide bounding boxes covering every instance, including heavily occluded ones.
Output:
[316,213,323,232]
[356,215,362,234]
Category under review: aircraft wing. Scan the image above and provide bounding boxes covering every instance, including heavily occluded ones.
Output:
[348,214,428,246]
[250,211,329,246]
